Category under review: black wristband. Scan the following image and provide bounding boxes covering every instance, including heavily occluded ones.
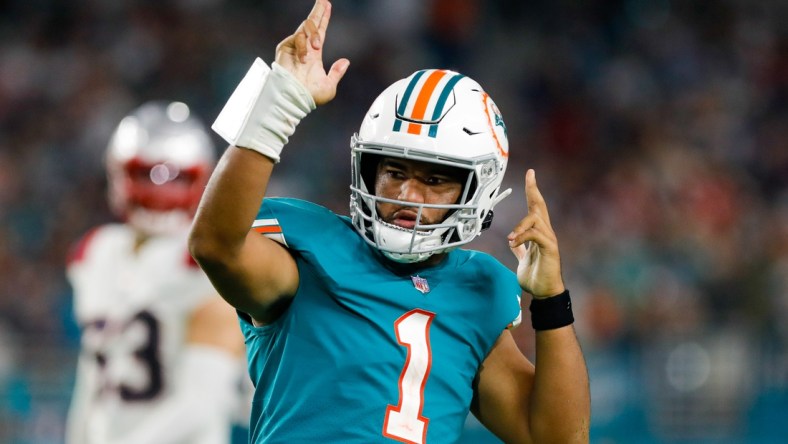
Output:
[529,289,574,331]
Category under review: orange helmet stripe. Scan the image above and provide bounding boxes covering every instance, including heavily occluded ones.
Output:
[407,70,448,135]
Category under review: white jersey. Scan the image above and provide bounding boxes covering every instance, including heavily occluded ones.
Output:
[66,224,232,444]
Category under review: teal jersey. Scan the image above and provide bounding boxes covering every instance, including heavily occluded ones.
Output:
[240,198,522,444]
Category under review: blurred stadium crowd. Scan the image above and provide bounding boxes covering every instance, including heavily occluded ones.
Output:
[0,0,786,442]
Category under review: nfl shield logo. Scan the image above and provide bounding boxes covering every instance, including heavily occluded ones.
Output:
[411,275,430,294]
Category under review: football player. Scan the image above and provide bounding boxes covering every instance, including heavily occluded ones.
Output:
[66,101,248,444]
[190,1,590,443]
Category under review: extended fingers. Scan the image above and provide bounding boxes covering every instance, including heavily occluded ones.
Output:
[317,0,332,35]
[307,0,328,29]
[525,169,552,227]
[305,0,331,48]
[288,0,326,64]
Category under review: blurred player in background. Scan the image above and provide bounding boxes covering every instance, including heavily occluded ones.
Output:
[190,1,590,442]
[65,101,249,444]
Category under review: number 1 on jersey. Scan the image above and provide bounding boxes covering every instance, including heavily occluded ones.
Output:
[383,309,435,444]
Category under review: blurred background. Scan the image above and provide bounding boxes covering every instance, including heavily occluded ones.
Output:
[0,0,786,442]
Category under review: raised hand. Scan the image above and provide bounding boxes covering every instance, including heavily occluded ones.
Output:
[275,0,350,106]
[508,169,566,298]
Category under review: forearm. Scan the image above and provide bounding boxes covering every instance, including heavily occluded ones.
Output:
[529,326,590,443]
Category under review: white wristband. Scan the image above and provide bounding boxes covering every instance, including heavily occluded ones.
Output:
[212,58,316,163]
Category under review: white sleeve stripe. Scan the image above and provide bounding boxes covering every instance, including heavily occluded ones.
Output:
[252,218,279,228]
[263,233,288,247]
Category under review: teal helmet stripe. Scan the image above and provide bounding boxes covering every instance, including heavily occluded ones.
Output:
[393,70,427,132]
[428,73,465,138]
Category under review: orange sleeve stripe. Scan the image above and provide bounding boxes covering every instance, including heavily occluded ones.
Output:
[253,225,282,234]
[407,70,447,134]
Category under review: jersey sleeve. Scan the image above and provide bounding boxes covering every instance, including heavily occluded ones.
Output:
[66,226,111,324]
[67,227,101,267]
[242,197,352,331]
[473,252,523,333]
[251,197,347,252]
[495,273,523,332]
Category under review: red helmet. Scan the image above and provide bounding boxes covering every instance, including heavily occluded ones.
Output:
[106,101,215,235]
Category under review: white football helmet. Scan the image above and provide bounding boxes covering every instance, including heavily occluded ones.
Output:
[350,69,511,263]
[106,101,215,236]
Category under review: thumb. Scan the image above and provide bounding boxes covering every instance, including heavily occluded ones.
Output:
[509,242,527,262]
[327,58,350,87]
